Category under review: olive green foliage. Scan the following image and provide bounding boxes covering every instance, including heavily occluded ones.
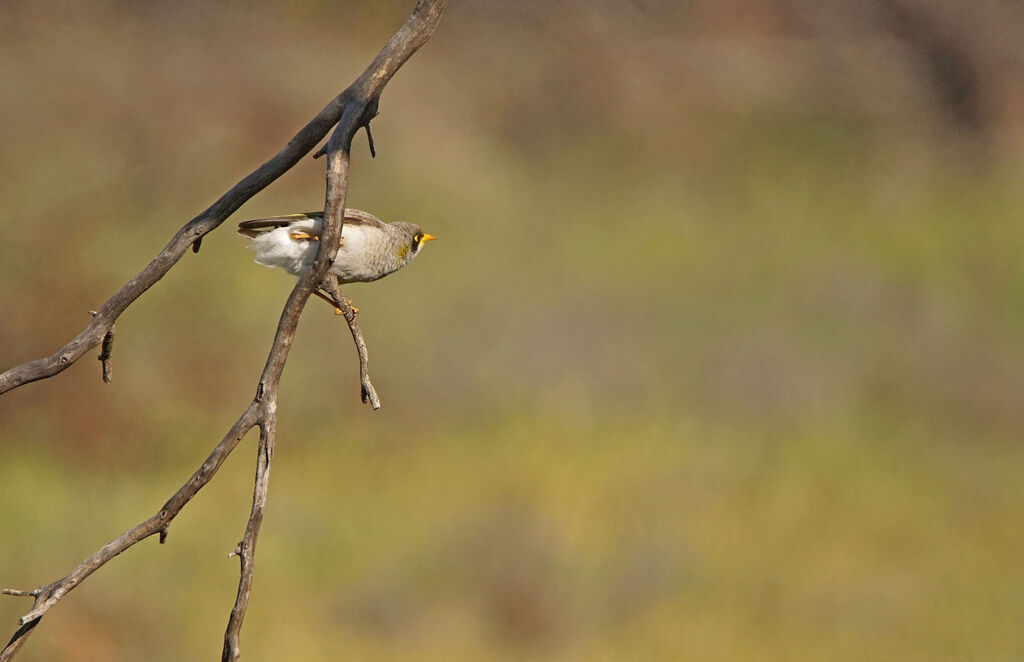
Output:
[1,2,1023,660]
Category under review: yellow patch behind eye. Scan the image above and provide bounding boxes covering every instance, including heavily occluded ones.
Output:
[397,244,410,260]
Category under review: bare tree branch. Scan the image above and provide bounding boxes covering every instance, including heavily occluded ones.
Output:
[1,403,260,661]
[223,421,275,662]
[0,0,446,396]
[0,1,447,659]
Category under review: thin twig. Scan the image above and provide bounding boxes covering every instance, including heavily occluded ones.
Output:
[322,276,381,409]
[364,120,377,158]
[0,1,447,659]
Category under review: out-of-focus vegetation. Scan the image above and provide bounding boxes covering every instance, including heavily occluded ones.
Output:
[1,1,1023,660]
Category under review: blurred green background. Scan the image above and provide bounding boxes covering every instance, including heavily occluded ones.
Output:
[2,1,1023,660]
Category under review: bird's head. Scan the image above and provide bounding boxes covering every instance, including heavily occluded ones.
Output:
[392,221,436,261]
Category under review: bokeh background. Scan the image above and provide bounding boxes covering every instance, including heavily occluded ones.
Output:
[2,1,1023,660]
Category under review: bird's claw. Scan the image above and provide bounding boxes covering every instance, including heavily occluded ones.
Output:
[334,299,358,315]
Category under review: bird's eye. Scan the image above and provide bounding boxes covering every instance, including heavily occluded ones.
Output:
[413,233,423,246]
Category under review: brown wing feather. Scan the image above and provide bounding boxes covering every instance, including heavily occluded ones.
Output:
[237,209,383,237]
[341,209,387,230]
[237,212,321,237]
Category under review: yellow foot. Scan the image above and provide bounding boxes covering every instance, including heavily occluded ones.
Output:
[331,299,358,315]
[334,299,358,315]
[313,289,357,315]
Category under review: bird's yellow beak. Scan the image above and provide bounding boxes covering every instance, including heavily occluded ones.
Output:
[421,233,437,243]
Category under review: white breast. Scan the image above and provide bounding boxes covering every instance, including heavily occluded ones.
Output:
[332,224,378,281]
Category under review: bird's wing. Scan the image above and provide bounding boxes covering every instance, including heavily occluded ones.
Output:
[340,209,388,230]
[237,212,323,238]
[237,209,383,238]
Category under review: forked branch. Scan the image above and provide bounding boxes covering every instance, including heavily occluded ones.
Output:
[0,1,447,660]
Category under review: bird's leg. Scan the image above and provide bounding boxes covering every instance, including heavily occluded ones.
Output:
[311,288,358,315]
[288,230,343,247]
[312,288,344,314]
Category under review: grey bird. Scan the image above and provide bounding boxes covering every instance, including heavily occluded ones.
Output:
[238,209,435,312]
